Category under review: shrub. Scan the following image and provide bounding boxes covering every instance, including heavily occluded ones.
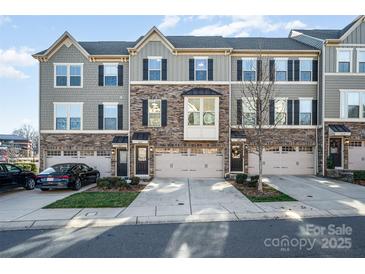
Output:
[235,173,248,184]
[15,162,38,173]
[353,171,365,180]
[247,175,259,188]
[327,155,335,169]
[96,177,130,190]
[130,176,140,185]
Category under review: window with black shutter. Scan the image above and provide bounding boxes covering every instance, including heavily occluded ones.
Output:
[98,104,104,129]
[143,59,148,80]
[142,100,148,126]
[98,65,104,86]
[236,99,242,125]
[118,104,123,130]
[294,60,300,81]
[237,60,242,81]
[189,59,194,81]
[162,59,167,81]
[161,100,167,126]
[118,65,123,86]
[208,59,213,81]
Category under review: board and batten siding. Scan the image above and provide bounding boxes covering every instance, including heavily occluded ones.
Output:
[325,75,365,118]
[343,21,365,44]
[231,83,318,125]
[325,45,365,73]
[39,44,129,130]
[130,41,229,81]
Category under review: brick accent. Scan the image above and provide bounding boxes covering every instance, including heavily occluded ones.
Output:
[130,84,230,177]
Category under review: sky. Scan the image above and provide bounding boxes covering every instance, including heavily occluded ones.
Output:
[0,15,357,133]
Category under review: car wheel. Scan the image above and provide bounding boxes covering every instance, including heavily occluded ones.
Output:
[24,178,36,190]
[73,178,82,191]
[41,188,49,191]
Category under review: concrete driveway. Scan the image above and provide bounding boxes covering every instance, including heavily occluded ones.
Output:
[120,178,263,218]
[265,175,365,215]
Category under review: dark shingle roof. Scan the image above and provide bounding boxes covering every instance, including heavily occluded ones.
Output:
[224,37,316,50]
[231,129,246,139]
[166,36,231,48]
[182,88,222,96]
[0,134,29,141]
[329,124,351,133]
[112,135,128,144]
[132,132,150,141]
[79,41,135,55]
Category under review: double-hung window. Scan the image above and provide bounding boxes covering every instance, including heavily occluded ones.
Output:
[337,49,352,73]
[54,103,82,130]
[103,104,118,130]
[148,57,161,80]
[203,98,215,126]
[340,91,365,119]
[275,99,287,125]
[357,49,365,73]
[187,98,216,126]
[104,64,118,86]
[195,58,208,81]
[148,99,161,127]
[242,98,256,125]
[55,64,83,87]
[187,98,201,126]
[275,59,287,81]
[300,59,312,81]
[299,99,312,125]
[242,58,256,81]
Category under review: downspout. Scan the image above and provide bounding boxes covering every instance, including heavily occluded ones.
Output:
[228,50,232,176]
[128,56,131,177]
[38,61,41,170]
[322,43,326,176]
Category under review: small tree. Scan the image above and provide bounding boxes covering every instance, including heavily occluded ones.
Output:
[239,52,282,192]
[12,124,39,156]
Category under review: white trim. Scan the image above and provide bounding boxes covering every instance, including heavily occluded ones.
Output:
[54,63,84,88]
[102,102,119,105]
[299,58,313,81]
[130,81,229,85]
[336,48,353,73]
[231,125,317,129]
[193,56,209,59]
[53,102,83,131]
[147,99,162,127]
[41,130,128,134]
[194,57,209,81]
[324,118,365,122]
[299,98,313,126]
[356,48,365,73]
[103,63,118,87]
[147,57,162,81]
[231,81,317,85]
[147,56,162,59]
[103,103,118,130]
[134,145,149,176]
[339,89,365,119]
[335,44,365,47]
[325,73,365,76]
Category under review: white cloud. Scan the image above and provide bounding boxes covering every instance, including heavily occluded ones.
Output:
[158,16,181,31]
[0,47,36,79]
[0,16,11,27]
[189,16,307,37]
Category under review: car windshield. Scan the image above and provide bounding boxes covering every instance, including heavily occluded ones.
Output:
[40,164,75,174]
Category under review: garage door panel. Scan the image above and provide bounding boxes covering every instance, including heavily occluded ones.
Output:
[349,145,365,170]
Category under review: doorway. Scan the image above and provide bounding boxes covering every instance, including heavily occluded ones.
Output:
[329,138,342,168]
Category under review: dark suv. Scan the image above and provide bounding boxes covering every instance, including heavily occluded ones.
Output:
[0,163,36,191]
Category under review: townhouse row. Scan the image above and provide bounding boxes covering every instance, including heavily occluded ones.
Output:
[33,16,365,178]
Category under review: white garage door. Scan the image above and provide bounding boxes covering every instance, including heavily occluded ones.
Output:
[155,148,224,178]
[349,141,365,170]
[45,150,112,177]
[248,146,314,175]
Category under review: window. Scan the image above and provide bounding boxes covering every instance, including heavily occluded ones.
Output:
[104,64,118,86]
[337,49,352,72]
[187,98,201,126]
[265,147,279,152]
[55,103,82,130]
[282,146,296,152]
[357,50,365,73]
[275,59,287,81]
[97,150,111,157]
[341,91,365,119]
[242,98,256,125]
[187,97,216,126]
[300,59,312,81]
[195,58,208,81]
[63,151,78,156]
[80,151,94,157]
[299,146,313,152]
[148,99,161,127]
[148,58,161,80]
[349,141,362,147]
[242,58,256,81]
[103,104,118,130]
[47,150,61,156]
[300,99,312,125]
[275,99,287,125]
[4,164,21,173]
[54,64,83,87]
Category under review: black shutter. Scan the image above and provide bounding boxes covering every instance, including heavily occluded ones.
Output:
[288,60,293,81]
[143,59,148,80]
[208,59,213,81]
[189,59,194,81]
[256,59,262,81]
[269,99,275,125]
[118,104,123,130]
[294,100,300,125]
[269,60,275,81]
[118,65,123,86]
[161,100,167,127]
[162,59,167,81]
[312,100,318,125]
[287,100,293,125]
[98,65,104,86]
[237,60,242,81]
[98,104,104,130]
[236,99,242,125]
[142,100,148,126]
[294,60,300,81]
[312,60,318,81]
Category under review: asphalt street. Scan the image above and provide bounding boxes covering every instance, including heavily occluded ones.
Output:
[0,216,364,257]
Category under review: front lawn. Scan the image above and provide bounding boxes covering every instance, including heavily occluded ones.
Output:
[232,181,296,203]
[44,192,140,208]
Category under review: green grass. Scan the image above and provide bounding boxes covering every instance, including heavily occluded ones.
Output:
[245,193,296,203]
[44,192,140,208]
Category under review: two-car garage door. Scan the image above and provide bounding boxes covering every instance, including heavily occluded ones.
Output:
[248,146,315,175]
[155,148,224,178]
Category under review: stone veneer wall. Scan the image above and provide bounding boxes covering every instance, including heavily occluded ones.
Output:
[129,84,230,177]
[39,134,118,175]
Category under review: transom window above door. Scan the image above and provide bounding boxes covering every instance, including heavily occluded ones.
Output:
[340,90,365,119]
[148,57,162,80]
[54,63,83,87]
[195,58,208,81]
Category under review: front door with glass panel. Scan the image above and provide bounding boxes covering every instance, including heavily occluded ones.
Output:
[117,149,128,177]
[136,146,148,175]
[329,138,342,168]
[231,144,243,172]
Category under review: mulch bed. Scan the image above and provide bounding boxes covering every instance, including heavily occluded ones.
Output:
[86,184,145,193]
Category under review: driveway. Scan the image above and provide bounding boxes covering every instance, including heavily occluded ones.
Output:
[120,178,263,218]
[265,175,365,215]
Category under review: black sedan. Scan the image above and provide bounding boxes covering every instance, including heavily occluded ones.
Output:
[36,163,100,191]
[0,163,36,191]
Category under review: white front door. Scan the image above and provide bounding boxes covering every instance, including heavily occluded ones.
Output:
[349,141,365,170]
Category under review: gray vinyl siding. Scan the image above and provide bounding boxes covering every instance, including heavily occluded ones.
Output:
[291,34,323,50]
[39,44,129,130]
[231,83,318,125]
[130,41,229,81]
[318,52,323,123]
[325,75,365,118]
[343,22,365,44]
[325,45,365,73]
